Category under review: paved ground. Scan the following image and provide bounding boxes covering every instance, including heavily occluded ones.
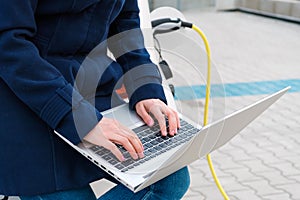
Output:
[2,7,300,200]
[174,9,300,200]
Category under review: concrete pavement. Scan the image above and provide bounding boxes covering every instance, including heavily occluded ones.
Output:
[178,9,300,200]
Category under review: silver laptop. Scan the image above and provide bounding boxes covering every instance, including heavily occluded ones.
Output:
[54,86,290,192]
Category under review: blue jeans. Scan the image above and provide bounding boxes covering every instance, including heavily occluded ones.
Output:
[20,167,190,200]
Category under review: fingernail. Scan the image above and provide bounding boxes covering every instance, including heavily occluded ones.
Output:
[168,130,173,136]
[148,118,154,126]
[138,152,144,158]
[121,156,125,162]
[133,153,138,160]
[171,130,176,135]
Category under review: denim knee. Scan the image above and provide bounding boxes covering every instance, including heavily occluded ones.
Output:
[150,166,190,199]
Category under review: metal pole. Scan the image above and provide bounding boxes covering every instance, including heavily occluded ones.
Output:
[177,0,181,10]
[148,0,154,10]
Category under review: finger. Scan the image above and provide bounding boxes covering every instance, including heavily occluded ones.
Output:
[115,121,143,147]
[136,102,154,126]
[109,133,140,160]
[122,133,144,159]
[108,124,144,159]
[150,106,167,136]
[107,119,144,159]
[101,141,125,162]
[175,111,181,128]
[165,110,177,136]
[117,125,144,158]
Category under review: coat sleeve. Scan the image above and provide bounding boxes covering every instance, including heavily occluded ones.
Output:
[0,0,102,144]
[108,0,167,110]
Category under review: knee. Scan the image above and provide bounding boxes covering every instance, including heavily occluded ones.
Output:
[152,167,190,199]
[172,167,190,198]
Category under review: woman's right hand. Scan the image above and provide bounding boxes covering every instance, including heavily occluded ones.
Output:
[83,117,144,161]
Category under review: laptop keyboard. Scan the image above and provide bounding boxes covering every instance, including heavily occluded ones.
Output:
[88,119,200,172]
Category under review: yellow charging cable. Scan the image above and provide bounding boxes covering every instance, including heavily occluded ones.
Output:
[191,25,230,200]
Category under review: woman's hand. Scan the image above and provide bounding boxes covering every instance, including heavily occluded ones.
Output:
[83,117,144,162]
[83,99,178,162]
[135,99,180,137]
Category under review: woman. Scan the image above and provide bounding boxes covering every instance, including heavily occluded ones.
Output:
[0,0,190,199]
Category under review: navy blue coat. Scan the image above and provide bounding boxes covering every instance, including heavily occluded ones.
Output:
[0,0,166,196]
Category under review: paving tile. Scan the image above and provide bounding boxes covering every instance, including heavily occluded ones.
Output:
[280,155,300,168]
[255,170,296,186]
[231,140,267,155]
[223,148,256,162]
[193,161,234,181]
[212,156,245,170]
[220,176,250,192]
[271,162,300,176]
[250,136,276,147]
[239,159,275,173]
[275,183,300,200]
[253,152,284,165]
[263,145,299,157]
[242,179,284,196]
[191,185,225,200]
[289,137,300,147]
[189,170,216,188]
[224,168,265,182]
[183,189,206,200]
[286,175,300,184]
[262,193,291,200]
[228,189,262,200]
[266,136,299,151]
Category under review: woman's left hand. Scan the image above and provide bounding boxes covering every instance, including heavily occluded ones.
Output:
[135,99,180,137]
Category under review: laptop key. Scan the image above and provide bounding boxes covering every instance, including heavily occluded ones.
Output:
[127,165,135,169]
[144,143,152,148]
[142,137,151,143]
[159,143,167,148]
[180,120,188,126]
[150,140,159,145]
[102,155,112,161]
[96,151,106,156]
[155,137,164,143]
[89,145,100,152]
[139,131,148,137]
[148,135,156,140]
[109,159,118,165]
[115,164,125,170]
[122,159,135,167]
[154,145,161,150]
[145,129,153,134]
[150,126,160,132]
[121,168,128,172]
[190,128,200,134]
[144,150,151,156]
[123,152,131,159]
[144,157,151,161]
[95,118,199,172]
[133,125,149,133]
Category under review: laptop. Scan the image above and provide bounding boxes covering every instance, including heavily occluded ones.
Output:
[54,86,290,192]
